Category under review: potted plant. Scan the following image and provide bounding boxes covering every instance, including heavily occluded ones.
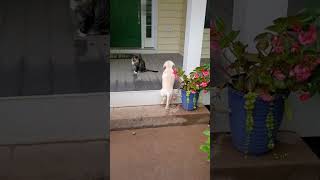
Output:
[212,9,320,155]
[174,64,210,111]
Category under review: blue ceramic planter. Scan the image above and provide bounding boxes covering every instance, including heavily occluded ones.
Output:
[228,87,285,155]
[181,89,199,111]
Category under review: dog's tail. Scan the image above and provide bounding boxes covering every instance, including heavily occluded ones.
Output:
[145,69,159,72]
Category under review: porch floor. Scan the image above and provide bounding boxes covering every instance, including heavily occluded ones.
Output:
[110,53,209,92]
[110,124,210,180]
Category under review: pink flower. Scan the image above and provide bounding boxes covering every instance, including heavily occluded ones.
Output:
[298,25,317,45]
[203,90,208,94]
[272,36,284,54]
[289,69,295,77]
[299,92,311,102]
[173,68,179,79]
[274,46,285,54]
[272,36,281,46]
[173,68,177,74]
[193,73,199,79]
[260,91,274,102]
[291,42,300,53]
[294,65,312,82]
[292,24,302,33]
[273,69,286,81]
[191,90,197,94]
[200,82,208,88]
[202,70,210,77]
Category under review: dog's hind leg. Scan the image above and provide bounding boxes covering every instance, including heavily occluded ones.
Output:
[165,93,171,109]
[160,95,166,105]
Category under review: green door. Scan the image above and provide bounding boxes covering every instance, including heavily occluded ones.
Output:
[110,0,141,48]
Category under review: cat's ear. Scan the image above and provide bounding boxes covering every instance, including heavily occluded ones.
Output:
[163,63,166,69]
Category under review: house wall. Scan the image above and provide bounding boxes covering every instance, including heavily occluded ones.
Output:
[157,0,210,58]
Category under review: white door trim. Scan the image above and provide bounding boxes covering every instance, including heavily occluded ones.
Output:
[140,0,158,48]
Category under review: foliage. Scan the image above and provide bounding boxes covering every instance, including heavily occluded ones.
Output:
[212,9,320,102]
[200,128,210,161]
[174,64,210,94]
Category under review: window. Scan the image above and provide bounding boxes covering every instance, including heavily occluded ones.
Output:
[146,0,152,38]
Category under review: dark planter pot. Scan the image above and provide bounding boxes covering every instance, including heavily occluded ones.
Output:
[181,89,199,111]
[228,87,286,155]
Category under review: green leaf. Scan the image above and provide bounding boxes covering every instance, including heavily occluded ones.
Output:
[284,98,293,121]
[287,16,302,26]
[273,79,286,89]
[215,17,225,32]
[219,36,230,48]
[274,16,288,23]
[219,30,240,48]
[203,129,210,136]
[254,32,272,42]
[303,48,318,55]
[258,74,273,85]
[200,145,210,153]
[247,76,257,91]
[265,23,287,33]
[228,30,240,42]
[244,53,261,62]
[233,41,248,58]
[256,39,270,51]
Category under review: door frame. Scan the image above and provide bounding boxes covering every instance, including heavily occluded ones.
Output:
[140,0,158,49]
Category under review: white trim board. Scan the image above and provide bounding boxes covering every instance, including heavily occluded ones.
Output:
[110,89,210,108]
[110,48,157,54]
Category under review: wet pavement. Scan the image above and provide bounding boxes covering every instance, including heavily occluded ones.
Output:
[110,124,210,180]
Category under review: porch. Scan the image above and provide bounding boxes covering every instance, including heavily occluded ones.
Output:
[110,53,210,92]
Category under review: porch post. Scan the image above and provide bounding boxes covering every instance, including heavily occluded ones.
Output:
[183,0,207,74]
[233,0,288,52]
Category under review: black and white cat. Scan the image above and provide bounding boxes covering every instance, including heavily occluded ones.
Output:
[131,55,158,74]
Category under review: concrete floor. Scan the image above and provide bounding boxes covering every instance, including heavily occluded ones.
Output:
[110,124,210,180]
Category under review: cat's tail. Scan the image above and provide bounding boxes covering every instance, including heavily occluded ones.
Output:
[145,69,159,72]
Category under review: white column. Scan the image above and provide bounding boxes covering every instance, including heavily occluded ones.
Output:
[233,0,288,52]
[183,0,207,74]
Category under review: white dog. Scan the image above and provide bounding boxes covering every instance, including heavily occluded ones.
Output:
[160,60,176,109]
